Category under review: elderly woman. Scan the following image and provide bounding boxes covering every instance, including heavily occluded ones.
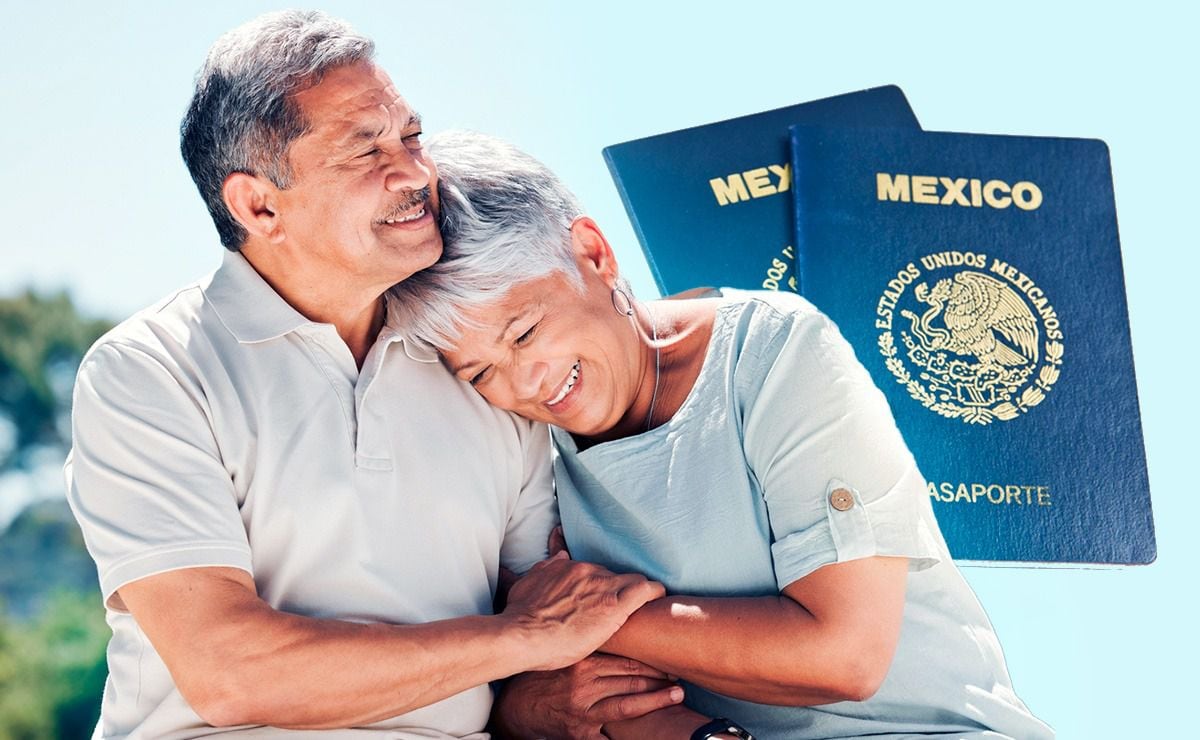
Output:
[388,131,1052,740]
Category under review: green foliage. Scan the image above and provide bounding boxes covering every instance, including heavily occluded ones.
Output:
[0,589,108,740]
[0,289,113,738]
[0,290,112,464]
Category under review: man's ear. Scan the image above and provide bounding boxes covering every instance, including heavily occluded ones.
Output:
[223,173,284,244]
[569,216,620,286]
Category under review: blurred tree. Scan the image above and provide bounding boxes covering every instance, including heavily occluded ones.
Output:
[0,590,109,739]
[0,290,111,470]
[0,500,100,621]
[0,289,112,739]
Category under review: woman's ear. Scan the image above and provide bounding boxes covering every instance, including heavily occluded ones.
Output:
[569,216,620,286]
[223,172,285,244]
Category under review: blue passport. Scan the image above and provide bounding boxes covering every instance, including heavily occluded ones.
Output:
[602,86,920,296]
[790,125,1155,564]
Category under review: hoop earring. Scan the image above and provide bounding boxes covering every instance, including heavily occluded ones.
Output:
[611,286,634,317]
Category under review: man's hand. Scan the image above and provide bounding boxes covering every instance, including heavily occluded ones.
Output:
[492,654,684,740]
[501,552,666,671]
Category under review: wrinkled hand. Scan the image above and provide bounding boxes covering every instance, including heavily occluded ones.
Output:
[604,704,720,740]
[492,653,683,740]
[503,552,666,671]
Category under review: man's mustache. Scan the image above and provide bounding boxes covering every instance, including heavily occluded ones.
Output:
[378,185,432,222]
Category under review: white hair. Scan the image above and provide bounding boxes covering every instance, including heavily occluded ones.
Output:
[389,130,586,348]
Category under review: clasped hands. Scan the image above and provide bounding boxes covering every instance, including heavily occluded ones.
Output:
[491,531,702,739]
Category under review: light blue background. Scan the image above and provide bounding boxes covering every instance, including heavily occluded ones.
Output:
[2,2,1194,736]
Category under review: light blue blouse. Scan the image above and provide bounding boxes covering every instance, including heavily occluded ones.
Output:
[553,292,1052,739]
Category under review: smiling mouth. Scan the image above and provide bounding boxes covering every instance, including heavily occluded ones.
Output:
[546,361,581,407]
[382,206,426,225]
[378,185,432,226]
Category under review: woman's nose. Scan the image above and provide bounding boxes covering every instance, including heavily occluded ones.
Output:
[511,360,549,402]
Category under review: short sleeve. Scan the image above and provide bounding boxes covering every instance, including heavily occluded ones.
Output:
[741,301,943,591]
[497,418,559,575]
[64,342,252,611]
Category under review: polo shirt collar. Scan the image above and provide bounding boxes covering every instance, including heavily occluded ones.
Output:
[379,292,439,363]
[204,250,441,363]
[204,250,311,344]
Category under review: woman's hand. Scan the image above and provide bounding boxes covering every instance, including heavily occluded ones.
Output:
[603,703,717,739]
[491,653,684,739]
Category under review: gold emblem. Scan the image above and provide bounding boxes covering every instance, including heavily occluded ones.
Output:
[875,252,1064,425]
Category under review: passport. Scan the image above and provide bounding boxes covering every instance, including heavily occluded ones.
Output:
[602,86,920,297]
[789,125,1155,564]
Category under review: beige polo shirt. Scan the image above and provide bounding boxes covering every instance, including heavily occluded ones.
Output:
[64,251,557,739]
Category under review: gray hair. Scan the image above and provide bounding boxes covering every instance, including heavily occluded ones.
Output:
[388,130,586,349]
[180,10,375,250]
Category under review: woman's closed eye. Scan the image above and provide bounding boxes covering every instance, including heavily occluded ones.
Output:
[464,320,541,386]
[515,323,539,346]
[468,366,492,386]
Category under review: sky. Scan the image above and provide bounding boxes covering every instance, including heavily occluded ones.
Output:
[2,1,1197,736]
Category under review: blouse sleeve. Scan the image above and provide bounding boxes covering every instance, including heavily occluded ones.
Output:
[740,298,945,591]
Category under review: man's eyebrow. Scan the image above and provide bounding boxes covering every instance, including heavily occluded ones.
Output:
[336,112,420,153]
[332,125,385,153]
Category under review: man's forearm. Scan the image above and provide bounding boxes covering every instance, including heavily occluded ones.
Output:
[121,557,665,730]
[142,577,536,728]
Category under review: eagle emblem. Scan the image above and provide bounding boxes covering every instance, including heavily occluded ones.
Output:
[878,262,1064,425]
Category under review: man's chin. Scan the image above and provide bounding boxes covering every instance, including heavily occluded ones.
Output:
[386,232,443,282]
[413,240,444,273]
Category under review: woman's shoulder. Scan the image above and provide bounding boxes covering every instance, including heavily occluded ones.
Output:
[718,287,821,319]
[713,289,830,353]
[646,289,849,416]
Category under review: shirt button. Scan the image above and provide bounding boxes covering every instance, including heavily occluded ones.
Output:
[830,488,855,511]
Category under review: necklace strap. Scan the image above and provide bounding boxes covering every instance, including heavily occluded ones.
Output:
[645,304,661,432]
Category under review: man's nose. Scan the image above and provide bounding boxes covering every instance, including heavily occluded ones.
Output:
[383,147,431,193]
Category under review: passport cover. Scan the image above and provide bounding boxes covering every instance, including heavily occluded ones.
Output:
[602,86,920,297]
[790,125,1155,564]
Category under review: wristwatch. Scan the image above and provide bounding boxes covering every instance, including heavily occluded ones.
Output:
[690,717,755,740]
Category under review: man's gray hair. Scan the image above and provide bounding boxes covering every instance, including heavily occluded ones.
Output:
[389,131,585,349]
[181,10,375,250]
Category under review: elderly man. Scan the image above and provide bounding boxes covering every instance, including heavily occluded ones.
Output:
[64,11,678,738]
